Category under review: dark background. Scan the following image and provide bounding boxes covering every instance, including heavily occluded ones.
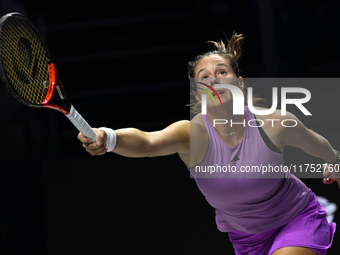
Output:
[1,0,340,254]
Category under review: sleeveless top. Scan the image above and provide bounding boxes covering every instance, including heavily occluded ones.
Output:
[189,107,310,233]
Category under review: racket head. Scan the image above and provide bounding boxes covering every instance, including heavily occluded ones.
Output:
[0,12,53,108]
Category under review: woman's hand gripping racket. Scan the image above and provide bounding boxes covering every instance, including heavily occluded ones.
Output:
[0,12,97,141]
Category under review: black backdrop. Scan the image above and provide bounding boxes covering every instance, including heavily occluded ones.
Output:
[1,0,340,254]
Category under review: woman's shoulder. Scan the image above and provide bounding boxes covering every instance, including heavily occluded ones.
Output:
[190,113,208,132]
[254,107,299,124]
[253,108,302,151]
[189,114,210,168]
[191,113,203,124]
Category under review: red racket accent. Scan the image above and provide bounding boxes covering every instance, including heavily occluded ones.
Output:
[43,63,56,104]
[42,63,69,115]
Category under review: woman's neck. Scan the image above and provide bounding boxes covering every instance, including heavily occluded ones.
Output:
[206,105,246,138]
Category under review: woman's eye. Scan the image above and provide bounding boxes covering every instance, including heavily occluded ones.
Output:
[201,75,209,80]
[219,70,227,75]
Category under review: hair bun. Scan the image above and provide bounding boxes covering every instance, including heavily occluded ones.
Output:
[208,32,244,61]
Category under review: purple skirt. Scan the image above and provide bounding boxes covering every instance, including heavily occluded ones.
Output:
[228,190,336,255]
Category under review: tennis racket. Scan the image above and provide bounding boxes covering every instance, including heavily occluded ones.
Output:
[0,12,97,141]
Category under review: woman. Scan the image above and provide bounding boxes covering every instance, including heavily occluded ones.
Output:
[78,33,337,255]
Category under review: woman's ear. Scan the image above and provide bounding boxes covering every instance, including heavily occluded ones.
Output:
[239,77,244,90]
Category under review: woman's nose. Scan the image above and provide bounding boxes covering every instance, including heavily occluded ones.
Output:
[210,78,219,86]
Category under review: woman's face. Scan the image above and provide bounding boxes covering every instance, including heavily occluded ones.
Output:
[194,54,236,80]
[194,54,243,108]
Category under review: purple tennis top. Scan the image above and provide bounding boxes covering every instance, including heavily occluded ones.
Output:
[189,107,310,234]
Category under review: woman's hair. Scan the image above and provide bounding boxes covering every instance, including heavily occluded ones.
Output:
[188,32,243,79]
[188,32,264,115]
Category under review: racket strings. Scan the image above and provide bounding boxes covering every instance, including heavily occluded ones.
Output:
[0,16,50,104]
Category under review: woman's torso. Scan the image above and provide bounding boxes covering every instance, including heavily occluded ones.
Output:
[188,107,310,233]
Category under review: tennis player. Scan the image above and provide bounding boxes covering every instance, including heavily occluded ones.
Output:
[78,33,337,255]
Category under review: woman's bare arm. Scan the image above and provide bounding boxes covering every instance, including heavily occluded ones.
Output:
[78,120,190,159]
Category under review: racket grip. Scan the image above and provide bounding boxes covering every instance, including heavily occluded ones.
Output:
[66,106,97,141]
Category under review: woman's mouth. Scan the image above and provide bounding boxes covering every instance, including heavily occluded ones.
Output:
[213,91,224,97]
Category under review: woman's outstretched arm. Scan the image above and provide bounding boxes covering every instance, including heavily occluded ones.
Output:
[78,120,190,159]
[277,111,340,187]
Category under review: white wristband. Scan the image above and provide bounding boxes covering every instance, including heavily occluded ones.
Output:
[99,127,117,152]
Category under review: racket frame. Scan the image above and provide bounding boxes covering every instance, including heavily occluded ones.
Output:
[0,12,97,141]
[0,12,54,109]
[44,63,72,115]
